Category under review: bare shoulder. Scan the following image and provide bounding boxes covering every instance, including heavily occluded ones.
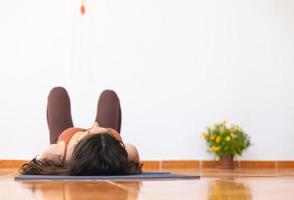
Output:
[41,142,65,163]
[124,143,140,163]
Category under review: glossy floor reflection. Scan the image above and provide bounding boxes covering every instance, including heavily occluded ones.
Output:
[1,168,294,200]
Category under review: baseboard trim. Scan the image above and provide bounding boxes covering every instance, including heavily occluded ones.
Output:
[142,160,294,170]
[1,160,294,170]
[0,160,28,168]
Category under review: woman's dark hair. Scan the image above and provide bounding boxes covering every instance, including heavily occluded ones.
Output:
[20,133,142,175]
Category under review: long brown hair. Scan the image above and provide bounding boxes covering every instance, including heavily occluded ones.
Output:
[20,133,142,175]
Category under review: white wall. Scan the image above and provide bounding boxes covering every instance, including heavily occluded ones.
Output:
[0,0,294,160]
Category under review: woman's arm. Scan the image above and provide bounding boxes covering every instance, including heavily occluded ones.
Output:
[125,143,140,163]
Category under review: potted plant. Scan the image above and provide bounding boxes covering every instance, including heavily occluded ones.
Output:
[201,121,251,169]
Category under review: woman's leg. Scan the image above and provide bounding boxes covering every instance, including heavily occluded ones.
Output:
[47,87,74,144]
[95,90,121,132]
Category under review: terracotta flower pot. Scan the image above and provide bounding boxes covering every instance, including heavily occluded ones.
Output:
[219,156,234,169]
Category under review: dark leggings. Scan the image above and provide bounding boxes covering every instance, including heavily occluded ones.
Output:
[47,87,121,144]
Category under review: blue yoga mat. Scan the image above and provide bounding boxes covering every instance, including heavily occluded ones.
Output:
[15,172,200,180]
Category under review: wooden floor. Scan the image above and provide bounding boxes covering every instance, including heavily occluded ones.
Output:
[1,167,294,199]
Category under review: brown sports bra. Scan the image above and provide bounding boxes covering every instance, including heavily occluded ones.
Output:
[57,127,122,161]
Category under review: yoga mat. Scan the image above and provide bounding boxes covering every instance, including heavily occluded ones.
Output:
[15,172,200,180]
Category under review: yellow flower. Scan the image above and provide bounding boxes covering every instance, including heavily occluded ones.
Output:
[225,136,231,142]
[210,135,215,140]
[210,146,214,152]
[201,132,208,139]
[221,127,225,132]
[211,146,220,152]
[216,136,221,143]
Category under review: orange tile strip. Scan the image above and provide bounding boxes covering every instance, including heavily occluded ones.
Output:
[162,160,200,168]
[277,161,294,169]
[0,160,28,168]
[238,161,276,169]
[1,160,294,170]
[143,160,294,170]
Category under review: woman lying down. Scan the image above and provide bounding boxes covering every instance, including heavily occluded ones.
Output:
[20,87,142,176]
